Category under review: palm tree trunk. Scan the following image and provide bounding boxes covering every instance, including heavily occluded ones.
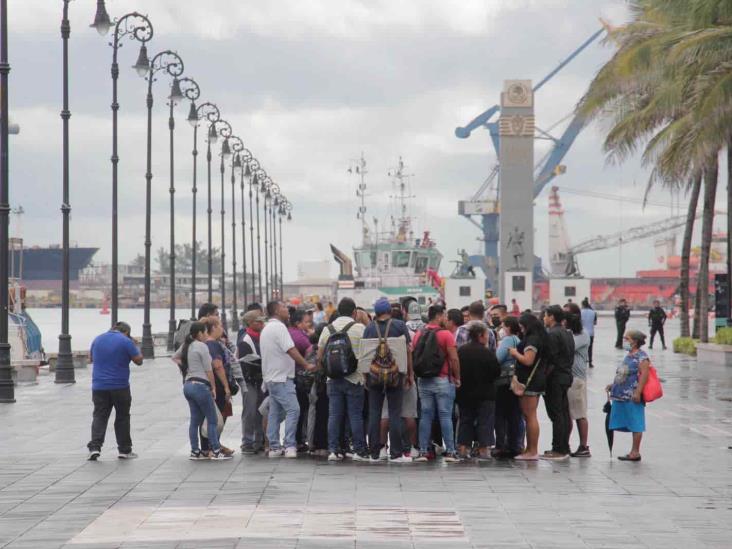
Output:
[680,174,702,338]
[727,145,732,326]
[696,157,719,343]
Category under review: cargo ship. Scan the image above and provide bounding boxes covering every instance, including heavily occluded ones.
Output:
[9,239,98,289]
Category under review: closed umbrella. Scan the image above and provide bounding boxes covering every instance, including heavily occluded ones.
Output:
[603,398,614,456]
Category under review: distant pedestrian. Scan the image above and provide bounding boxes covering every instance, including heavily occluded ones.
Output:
[289,309,313,452]
[176,321,232,461]
[456,321,501,459]
[261,300,313,458]
[541,305,574,461]
[564,303,591,458]
[511,299,520,315]
[445,308,463,336]
[363,297,414,463]
[494,316,524,458]
[580,298,597,367]
[614,298,630,349]
[413,304,461,463]
[648,300,667,350]
[456,301,496,350]
[607,330,650,461]
[87,322,143,461]
[313,302,326,325]
[237,310,267,454]
[509,314,549,461]
[317,297,369,462]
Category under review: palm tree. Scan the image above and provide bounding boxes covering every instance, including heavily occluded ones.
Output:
[580,0,731,342]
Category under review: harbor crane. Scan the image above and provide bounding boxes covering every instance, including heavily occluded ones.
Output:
[455,26,607,291]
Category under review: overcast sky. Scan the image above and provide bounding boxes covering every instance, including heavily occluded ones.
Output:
[5,0,724,281]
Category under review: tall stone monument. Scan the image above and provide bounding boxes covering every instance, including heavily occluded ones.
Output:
[498,80,534,309]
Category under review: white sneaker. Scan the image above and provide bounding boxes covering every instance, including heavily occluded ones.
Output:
[87,450,100,461]
[389,455,413,464]
[327,452,343,461]
[284,447,298,459]
[352,453,370,462]
[118,452,138,460]
[378,447,389,461]
[268,449,284,458]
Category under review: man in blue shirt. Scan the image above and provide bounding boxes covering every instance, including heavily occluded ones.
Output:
[87,322,143,461]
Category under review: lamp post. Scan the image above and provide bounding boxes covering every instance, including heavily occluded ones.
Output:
[140,50,184,359]
[55,0,76,385]
[164,76,196,351]
[188,101,218,318]
[244,159,256,304]
[269,185,280,299]
[0,0,13,402]
[92,7,153,326]
[261,176,271,302]
[208,119,230,305]
[227,136,244,331]
[280,199,291,300]
[238,149,252,309]
[217,125,232,330]
[250,161,263,302]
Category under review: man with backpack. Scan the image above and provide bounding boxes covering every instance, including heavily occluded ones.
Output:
[412,304,461,463]
[316,297,369,461]
[542,305,575,461]
[362,297,414,463]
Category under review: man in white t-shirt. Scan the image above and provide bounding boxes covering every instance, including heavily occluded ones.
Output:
[260,300,313,458]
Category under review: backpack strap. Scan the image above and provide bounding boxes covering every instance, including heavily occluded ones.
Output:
[341,321,356,334]
[375,320,392,344]
[326,323,336,335]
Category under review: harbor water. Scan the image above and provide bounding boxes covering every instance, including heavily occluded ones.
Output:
[28,308,177,353]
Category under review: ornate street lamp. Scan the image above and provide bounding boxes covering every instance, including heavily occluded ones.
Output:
[260,175,271,302]
[279,198,291,300]
[188,101,219,318]
[164,76,197,351]
[0,0,12,402]
[140,50,184,359]
[216,122,232,330]
[249,161,262,302]
[269,184,281,299]
[55,0,77,385]
[93,8,153,325]
[227,136,244,332]
[238,149,253,308]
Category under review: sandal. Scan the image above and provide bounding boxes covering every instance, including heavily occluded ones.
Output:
[617,454,641,462]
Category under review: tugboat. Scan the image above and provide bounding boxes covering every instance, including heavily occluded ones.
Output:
[331,156,443,309]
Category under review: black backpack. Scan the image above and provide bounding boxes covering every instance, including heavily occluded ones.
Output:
[323,321,358,379]
[413,328,445,378]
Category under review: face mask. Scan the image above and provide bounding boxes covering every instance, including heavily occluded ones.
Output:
[623,341,632,352]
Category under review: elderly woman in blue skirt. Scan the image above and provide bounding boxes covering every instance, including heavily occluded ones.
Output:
[606,329,650,461]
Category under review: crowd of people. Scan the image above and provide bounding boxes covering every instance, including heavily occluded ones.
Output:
[84,295,656,464]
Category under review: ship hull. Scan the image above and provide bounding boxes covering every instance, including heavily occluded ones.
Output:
[9,247,98,281]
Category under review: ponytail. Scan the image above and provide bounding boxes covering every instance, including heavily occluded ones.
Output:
[180,321,206,378]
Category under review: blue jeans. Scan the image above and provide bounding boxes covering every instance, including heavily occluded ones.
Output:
[418,377,456,454]
[183,381,221,452]
[327,378,366,454]
[266,380,300,451]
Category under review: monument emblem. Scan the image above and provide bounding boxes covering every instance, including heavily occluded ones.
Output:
[506,226,525,270]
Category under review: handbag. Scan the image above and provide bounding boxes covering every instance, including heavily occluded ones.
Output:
[641,364,663,402]
[511,358,541,397]
[201,405,225,437]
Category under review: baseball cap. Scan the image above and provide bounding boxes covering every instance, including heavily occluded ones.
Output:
[242,310,267,326]
[373,297,391,316]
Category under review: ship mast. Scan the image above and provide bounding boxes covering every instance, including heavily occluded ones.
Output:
[388,157,415,243]
[349,153,369,246]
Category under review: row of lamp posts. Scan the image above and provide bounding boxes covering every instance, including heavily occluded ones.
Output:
[0,0,292,402]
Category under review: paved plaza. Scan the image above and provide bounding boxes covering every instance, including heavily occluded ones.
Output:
[0,317,731,548]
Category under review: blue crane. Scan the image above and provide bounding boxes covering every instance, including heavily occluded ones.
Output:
[455,27,606,292]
